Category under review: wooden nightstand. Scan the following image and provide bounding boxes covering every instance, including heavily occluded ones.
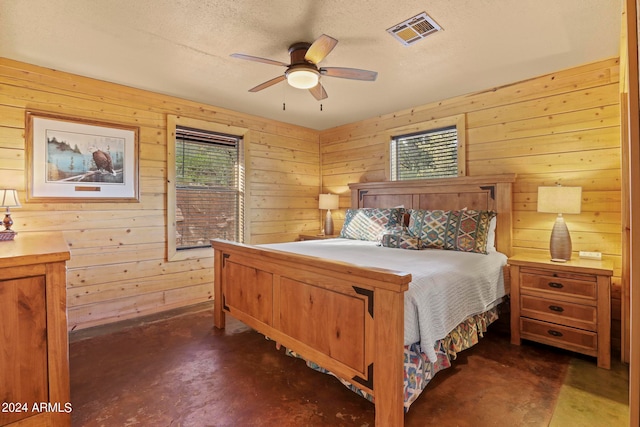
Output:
[298,233,339,241]
[509,253,613,369]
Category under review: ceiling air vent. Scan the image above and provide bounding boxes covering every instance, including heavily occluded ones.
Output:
[387,12,442,46]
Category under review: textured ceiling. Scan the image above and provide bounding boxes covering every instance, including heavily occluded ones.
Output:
[0,0,622,130]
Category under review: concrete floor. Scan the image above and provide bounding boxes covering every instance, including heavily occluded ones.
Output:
[68,305,629,426]
[550,357,629,426]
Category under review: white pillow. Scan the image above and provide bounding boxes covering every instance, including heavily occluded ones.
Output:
[486,216,497,252]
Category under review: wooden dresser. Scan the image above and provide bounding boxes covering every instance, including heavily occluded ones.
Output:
[0,232,71,426]
[509,253,613,369]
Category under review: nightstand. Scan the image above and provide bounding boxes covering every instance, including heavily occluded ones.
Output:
[509,253,613,369]
[298,233,339,241]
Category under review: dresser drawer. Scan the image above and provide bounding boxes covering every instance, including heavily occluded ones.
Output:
[520,267,596,300]
[520,295,597,331]
[520,318,597,354]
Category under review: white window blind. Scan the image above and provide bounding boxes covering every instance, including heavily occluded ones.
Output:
[390,125,458,180]
[175,126,244,249]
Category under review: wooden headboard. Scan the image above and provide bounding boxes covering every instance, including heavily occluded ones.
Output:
[349,174,516,256]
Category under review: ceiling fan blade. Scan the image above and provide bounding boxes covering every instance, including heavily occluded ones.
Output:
[308,83,328,101]
[304,34,338,64]
[320,67,378,81]
[248,75,286,92]
[230,53,288,67]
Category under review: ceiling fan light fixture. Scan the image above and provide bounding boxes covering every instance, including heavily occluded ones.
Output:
[286,66,320,89]
[233,33,377,100]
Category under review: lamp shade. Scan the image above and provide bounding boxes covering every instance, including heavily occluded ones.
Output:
[537,186,581,214]
[0,189,21,208]
[318,194,339,210]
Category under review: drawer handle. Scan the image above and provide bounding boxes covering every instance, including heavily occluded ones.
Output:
[547,329,563,337]
[548,281,564,289]
[549,305,565,313]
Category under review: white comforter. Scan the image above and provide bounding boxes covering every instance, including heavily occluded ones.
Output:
[260,238,507,362]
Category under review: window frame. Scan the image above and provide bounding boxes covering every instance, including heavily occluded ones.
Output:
[386,114,466,180]
[167,115,249,261]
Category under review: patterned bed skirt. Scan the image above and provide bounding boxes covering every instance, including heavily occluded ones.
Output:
[281,306,500,411]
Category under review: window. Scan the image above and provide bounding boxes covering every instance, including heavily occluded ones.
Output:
[388,115,465,180]
[175,127,243,249]
[167,116,247,261]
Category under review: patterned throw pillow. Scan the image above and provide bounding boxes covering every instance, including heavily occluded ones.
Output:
[407,209,449,249]
[407,209,496,254]
[380,229,423,250]
[339,208,404,241]
[443,210,496,254]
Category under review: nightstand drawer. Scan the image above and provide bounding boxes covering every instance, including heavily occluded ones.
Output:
[520,268,596,300]
[520,295,597,331]
[520,318,597,353]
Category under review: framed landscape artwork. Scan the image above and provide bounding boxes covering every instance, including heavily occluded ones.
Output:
[26,112,139,202]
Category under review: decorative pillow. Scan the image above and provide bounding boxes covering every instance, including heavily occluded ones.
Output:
[339,208,404,241]
[407,209,449,249]
[380,229,423,250]
[443,210,496,254]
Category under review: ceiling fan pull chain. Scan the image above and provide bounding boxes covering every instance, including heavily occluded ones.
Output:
[320,104,323,111]
[283,102,286,111]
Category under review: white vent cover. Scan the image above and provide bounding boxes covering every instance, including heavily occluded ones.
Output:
[387,12,442,46]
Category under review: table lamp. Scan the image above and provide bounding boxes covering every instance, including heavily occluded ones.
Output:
[318,194,339,235]
[537,185,582,262]
[0,189,21,241]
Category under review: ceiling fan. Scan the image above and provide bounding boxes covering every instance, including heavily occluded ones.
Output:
[231,34,378,101]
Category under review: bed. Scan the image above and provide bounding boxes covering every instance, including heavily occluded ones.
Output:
[212,174,515,427]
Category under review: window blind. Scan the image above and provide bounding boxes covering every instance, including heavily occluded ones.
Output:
[390,125,458,180]
[175,126,243,249]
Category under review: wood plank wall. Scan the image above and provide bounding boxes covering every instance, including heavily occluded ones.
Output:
[0,56,623,344]
[0,58,319,330]
[319,58,624,351]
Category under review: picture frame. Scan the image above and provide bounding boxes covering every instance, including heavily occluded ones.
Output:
[26,111,139,202]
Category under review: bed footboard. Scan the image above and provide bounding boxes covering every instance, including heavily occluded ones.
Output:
[212,239,412,427]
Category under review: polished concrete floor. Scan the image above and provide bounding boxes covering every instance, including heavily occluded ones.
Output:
[550,357,629,426]
[69,305,629,426]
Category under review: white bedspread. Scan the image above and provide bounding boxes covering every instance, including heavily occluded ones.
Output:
[260,238,507,362]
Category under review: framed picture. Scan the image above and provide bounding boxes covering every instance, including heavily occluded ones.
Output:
[26,112,139,202]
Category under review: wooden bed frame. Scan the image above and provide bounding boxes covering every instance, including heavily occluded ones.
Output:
[212,174,515,427]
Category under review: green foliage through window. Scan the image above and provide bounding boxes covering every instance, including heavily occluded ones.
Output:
[390,125,458,180]
[175,127,244,249]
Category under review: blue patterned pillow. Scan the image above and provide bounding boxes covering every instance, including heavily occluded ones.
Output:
[339,208,404,241]
[443,210,496,254]
[380,229,423,250]
[407,209,449,249]
[408,209,496,254]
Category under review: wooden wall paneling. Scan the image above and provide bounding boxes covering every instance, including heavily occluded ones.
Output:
[319,58,619,146]
[320,57,624,354]
[468,130,621,166]
[0,57,320,330]
[467,84,621,129]
[247,122,320,244]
